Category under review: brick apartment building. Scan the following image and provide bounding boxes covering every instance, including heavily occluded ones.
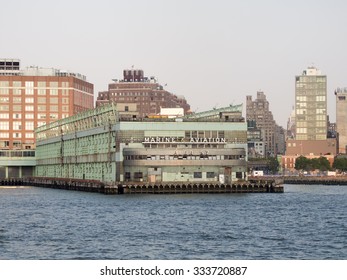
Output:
[0,59,94,178]
[96,69,190,117]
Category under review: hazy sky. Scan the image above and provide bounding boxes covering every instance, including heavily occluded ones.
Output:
[1,0,347,127]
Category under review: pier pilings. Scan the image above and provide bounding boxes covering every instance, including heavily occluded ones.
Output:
[0,177,283,194]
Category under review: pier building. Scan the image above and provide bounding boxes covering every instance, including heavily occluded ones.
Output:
[35,104,248,185]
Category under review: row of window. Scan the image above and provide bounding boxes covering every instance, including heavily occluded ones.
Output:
[296,109,326,114]
[124,154,245,161]
[0,88,70,95]
[0,97,69,104]
[124,171,216,180]
[0,113,68,119]
[0,105,69,112]
[0,121,48,130]
[0,133,34,138]
[0,81,69,87]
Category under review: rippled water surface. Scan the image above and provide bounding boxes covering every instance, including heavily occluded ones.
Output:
[0,185,346,259]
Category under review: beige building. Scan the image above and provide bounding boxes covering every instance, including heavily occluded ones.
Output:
[246,91,285,156]
[336,87,347,154]
[295,66,327,140]
[283,66,336,171]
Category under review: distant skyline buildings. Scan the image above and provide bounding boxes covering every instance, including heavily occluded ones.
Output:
[246,91,285,157]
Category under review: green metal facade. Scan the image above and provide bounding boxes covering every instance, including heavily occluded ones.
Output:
[35,104,248,184]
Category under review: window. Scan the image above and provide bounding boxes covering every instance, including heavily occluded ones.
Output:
[13,133,21,138]
[206,172,215,178]
[38,105,46,111]
[338,96,346,101]
[0,113,9,119]
[50,89,58,95]
[0,97,9,103]
[25,81,34,95]
[12,105,22,111]
[38,89,46,95]
[38,97,46,103]
[0,122,9,130]
[25,105,34,111]
[13,121,22,130]
[12,81,21,87]
[194,172,202,178]
[0,140,10,148]
[25,133,34,138]
[13,97,21,103]
[316,96,326,102]
[13,89,21,95]
[49,82,58,87]
[25,98,34,103]
[25,114,34,119]
[13,113,21,119]
[50,105,58,111]
[37,82,46,87]
[50,97,58,104]
[25,122,34,130]
[0,105,9,111]
[0,132,9,138]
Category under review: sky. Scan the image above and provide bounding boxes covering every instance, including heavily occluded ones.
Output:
[1,0,347,127]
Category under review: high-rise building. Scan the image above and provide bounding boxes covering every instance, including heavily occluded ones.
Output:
[295,66,327,140]
[336,87,347,154]
[0,59,94,178]
[96,69,190,117]
[282,66,336,171]
[246,91,285,157]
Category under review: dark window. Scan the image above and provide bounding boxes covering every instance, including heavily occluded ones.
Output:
[207,172,215,178]
[194,172,202,178]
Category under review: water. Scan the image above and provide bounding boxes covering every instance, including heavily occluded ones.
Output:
[0,185,346,260]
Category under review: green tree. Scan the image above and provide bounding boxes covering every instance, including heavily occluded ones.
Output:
[267,157,279,174]
[333,157,347,171]
[295,156,309,171]
[317,156,331,171]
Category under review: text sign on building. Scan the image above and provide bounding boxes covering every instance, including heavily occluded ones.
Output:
[143,137,227,143]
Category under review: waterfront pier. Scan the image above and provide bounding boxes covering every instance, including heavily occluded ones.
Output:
[0,177,283,194]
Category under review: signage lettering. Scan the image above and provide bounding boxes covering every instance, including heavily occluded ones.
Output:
[143,137,226,143]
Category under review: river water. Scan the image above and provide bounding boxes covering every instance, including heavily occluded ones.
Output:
[0,184,346,260]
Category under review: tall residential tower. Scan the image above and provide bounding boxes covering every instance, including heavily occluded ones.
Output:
[295,66,327,140]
